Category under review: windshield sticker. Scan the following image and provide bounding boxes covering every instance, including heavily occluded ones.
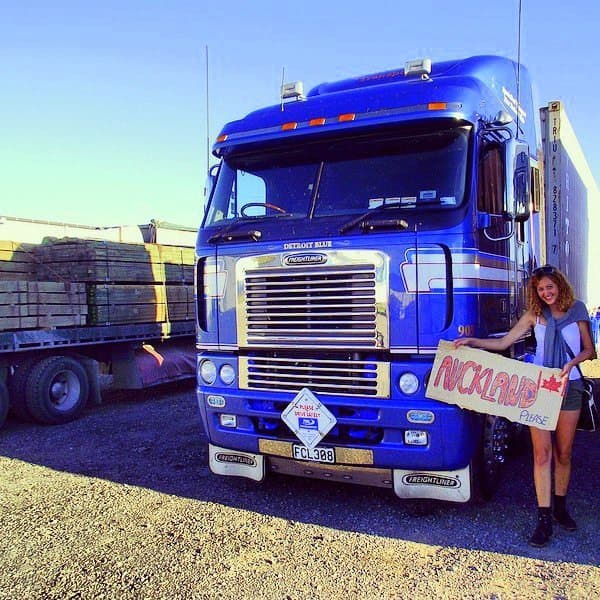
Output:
[369,197,405,209]
[441,196,457,206]
[420,190,437,200]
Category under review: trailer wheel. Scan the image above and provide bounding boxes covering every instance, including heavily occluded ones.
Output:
[7,358,39,421]
[24,356,90,425]
[473,415,511,501]
[0,380,8,428]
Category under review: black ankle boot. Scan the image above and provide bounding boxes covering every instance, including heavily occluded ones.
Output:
[528,508,553,547]
[553,494,577,531]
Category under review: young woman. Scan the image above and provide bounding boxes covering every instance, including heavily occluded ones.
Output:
[454,265,596,547]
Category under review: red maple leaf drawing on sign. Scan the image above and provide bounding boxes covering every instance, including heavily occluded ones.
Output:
[541,375,563,393]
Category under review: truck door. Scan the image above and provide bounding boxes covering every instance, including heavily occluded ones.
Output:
[509,145,531,326]
[476,142,512,335]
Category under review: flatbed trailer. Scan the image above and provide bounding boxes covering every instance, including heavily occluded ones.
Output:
[0,320,193,353]
[0,220,197,428]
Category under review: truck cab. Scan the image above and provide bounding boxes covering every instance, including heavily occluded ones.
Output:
[195,55,541,502]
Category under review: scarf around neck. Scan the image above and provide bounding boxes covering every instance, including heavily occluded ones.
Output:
[542,299,590,368]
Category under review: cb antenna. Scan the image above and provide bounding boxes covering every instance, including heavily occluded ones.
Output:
[205,44,210,176]
[280,66,285,111]
[516,0,523,136]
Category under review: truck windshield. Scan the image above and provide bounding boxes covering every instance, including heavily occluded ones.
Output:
[204,125,471,226]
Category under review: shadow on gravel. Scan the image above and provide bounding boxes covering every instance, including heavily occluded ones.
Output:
[1,380,598,565]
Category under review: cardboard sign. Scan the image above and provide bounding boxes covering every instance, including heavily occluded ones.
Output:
[425,341,566,431]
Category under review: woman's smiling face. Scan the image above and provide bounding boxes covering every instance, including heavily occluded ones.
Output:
[536,276,559,306]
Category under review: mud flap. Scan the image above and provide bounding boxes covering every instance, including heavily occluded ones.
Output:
[393,465,471,502]
[208,444,265,482]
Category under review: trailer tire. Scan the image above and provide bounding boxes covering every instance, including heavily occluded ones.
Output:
[7,358,39,422]
[24,356,90,425]
[0,380,8,428]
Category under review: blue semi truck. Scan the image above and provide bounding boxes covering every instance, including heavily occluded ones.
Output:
[194,55,597,502]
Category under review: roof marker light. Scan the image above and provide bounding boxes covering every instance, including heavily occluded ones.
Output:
[338,113,356,122]
[428,102,447,111]
[309,118,326,126]
[216,134,228,143]
[281,122,298,131]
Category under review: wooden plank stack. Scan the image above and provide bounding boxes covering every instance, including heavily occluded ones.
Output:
[1,237,195,331]
[31,239,194,284]
[87,283,194,325]
[0,281,87,329]
[0,241,36,281]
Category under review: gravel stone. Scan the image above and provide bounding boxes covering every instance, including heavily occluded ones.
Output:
[0,381,598,599]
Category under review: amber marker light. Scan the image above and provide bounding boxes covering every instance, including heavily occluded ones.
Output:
[338,113,356,122]
[309,117,326,126]
[282,122,298,130]
[428,102,447,111]
[216,134,228,142]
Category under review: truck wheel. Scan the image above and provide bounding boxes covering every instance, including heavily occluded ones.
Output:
[24,356,90,425]
[7,358,39,421]
[473,415,511,501]
[507,422,530,456]
[0,380,8,428]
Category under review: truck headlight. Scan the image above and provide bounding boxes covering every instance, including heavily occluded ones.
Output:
[220,364,235,385]
[399,372,419,395]
[199,359,217,384]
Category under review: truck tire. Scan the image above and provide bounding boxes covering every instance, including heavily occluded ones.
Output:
[0,380,8,428]
[7,357,39,422]
[472,414,511,501]
[24,356,90,425]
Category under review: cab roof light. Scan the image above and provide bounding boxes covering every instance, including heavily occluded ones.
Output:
[309,117,326,126]
[428,102,447,111]
[216,134,228,143]
[281,81,305,102]
[338,113,356,122]
[281,122,298,131]
[405,58,432,79]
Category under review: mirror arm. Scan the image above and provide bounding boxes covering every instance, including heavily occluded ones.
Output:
[483,220,515,242]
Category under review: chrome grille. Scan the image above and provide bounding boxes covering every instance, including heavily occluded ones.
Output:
[239,355,390,397]
[236,250,388,350]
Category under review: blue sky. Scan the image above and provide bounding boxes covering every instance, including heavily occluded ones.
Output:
[2,0,599,228]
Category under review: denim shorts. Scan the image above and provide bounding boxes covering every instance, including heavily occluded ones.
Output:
[562,379,584,411]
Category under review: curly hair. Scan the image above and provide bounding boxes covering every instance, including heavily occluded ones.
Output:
[528,266,576,315]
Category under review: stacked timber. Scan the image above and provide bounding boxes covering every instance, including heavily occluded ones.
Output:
[0,237,195,330]
[0,281,87,330]
[32,238,195,327]
[87,283,195,325]
[32,239,194,284]
[0,241,36,281]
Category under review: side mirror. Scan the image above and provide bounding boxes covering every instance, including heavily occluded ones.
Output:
[504,142,531,222]
[513,149,531,222]
[205,163,220,201]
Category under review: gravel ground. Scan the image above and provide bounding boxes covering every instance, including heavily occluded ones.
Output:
[0,381,598,600]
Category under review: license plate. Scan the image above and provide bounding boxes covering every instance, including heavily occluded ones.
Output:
[292,444,335,464]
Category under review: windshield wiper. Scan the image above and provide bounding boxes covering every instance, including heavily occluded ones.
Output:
[208,226,262,243]
[339,204,406,234]
[360,217,409,232]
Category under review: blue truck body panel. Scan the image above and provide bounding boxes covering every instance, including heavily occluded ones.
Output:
[195,55,543,501]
